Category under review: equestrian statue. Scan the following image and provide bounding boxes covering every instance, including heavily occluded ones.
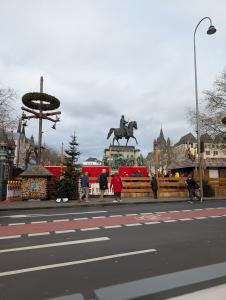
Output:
[107,115,138,146]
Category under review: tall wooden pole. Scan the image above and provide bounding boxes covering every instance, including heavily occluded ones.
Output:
[37,76,43,165]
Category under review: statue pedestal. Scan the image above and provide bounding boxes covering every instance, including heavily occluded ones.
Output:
[104,145,140,169]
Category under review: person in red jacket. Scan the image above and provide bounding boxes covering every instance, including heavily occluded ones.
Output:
[110,172,123,203]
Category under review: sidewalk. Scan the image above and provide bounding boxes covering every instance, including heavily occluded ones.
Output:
[0,196,225,211]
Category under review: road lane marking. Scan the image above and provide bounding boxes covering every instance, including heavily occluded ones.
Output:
[124,223,142,227]
[169,210,179,213]
[155,212,166,214]
[164,220,177,223]
[195,217,207,220]
[55,230,76,234]
[81,227,100,231]
[210,216,221,218]
[28,232,50,237]
[109,215,122,217]
[8,223,25,226]
[0,235,21,240]
[73,217,88,220]
[145,221,161,225]
[179,218,193,221]
[31,221,47,224]
[0,237,110,254]
[140,213,153,215]
[104,225,122,229]
[193,209,203,211]
[53,219,69,222]
[125,214,138,216]
[92,216,106,219]
[182,210,192,212]
[4,211,108,219]
[0,249,157,277]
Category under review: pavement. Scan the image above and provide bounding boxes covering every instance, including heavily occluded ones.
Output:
[0,196,225,211]
[0,201,226,299]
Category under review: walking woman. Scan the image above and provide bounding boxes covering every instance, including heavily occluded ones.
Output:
[110,172,123,203]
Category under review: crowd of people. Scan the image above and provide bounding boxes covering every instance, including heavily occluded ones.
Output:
[55,168,200,203]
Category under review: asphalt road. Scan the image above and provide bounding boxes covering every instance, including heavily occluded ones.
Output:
[0,201,226,300]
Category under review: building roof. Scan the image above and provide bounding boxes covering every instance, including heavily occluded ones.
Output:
[20,165,54,178]
[174,133,196,147]
[168,158,226,170]
[85,157,99,162]
[200,133,213,143]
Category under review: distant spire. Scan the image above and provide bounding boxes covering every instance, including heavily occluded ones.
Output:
[160,127,164,139]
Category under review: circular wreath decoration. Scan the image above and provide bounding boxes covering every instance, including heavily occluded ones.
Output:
[22,92,60,111]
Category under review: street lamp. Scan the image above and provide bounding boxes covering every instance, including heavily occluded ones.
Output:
[194,17,216,201]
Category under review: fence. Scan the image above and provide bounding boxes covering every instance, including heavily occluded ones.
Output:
[6,180,22,201]
[87,177,189,198]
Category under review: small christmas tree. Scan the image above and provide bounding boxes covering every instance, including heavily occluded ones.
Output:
[64,133,80,200]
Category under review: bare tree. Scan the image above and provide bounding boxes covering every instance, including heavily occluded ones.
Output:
[188,69,226,136]
[0,87,18,129]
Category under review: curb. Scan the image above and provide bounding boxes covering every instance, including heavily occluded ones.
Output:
[0,198,225,211]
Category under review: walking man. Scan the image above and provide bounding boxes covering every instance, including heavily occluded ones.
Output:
[80,172,89,202]
[99,169,108,201]
[150,175,158,199]
[186,175,201,203]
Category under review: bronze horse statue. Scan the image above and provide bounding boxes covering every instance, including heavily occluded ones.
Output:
[107,121,138,146]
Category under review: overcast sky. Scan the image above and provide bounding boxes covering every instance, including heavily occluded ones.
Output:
[0,0,225,161]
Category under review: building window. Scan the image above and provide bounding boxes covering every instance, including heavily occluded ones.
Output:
[213,151,218,156]
[205,151,210,156]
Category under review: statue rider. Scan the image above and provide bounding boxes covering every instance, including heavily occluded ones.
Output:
[120,115,128,137]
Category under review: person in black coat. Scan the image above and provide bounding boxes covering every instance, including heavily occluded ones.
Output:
[150,175,158,199]
[99,169,108,201]
[186,176,201,203]
[57,177,68,203]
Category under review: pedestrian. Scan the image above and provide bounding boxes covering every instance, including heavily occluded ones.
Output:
[150,175,158,199]
[80,172,89,202]
[56,176,68,203]
[99,169,108,201]
[110,172,123,203]
[186,176,201,203]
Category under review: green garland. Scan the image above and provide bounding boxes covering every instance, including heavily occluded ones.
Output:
[22,92,60,111]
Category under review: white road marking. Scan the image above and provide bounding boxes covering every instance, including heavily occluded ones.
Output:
[182,210,192,212]
[206,208,214,210]
[28,232,50,237]
[0,235,21,240]
[109,215,122,217]
[53,219,69,222]
[31,221,47,224]
[125,214,138,216]
[8,223,25,226]
[179,218,193,221]
[222,215,226,217]
[145,221,161,225]
[92,216,106,219]
[0,249,157,277]
[169,210,179,213]
[81,227,100,231]
[4,210,108,219]
[210,216,222,218]
[195,217,207,220]
[73,217,88,220]
[124,223,142,227]
[0,237,110,254]
[155,212,166,214]
[104,225,122,229]
[140,213,153,215]
[193,209,203,211]
[55,230,76,234]
[164,220,177,223]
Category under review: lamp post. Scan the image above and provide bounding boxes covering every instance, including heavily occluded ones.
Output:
[194,17,216,201]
